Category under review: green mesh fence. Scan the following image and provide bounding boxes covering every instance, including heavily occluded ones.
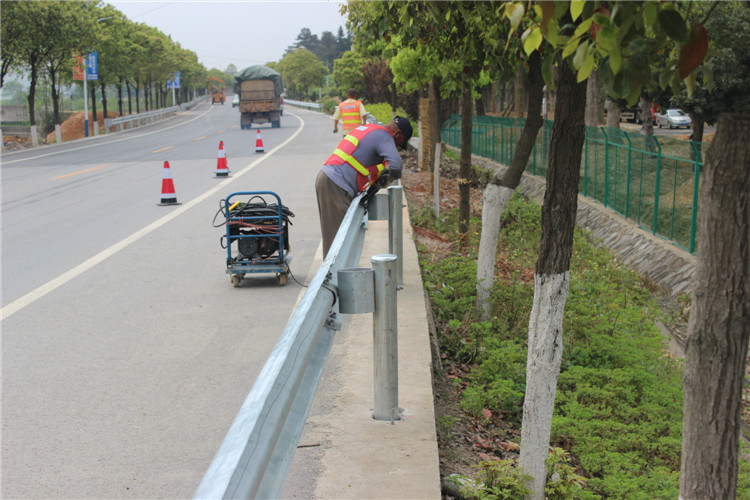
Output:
[440,115,703,254]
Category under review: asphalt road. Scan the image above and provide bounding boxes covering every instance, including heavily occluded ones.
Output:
[1,103,337,498]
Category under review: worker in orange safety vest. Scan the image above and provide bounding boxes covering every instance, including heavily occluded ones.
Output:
[333,88,367,136]
[316,116,413,257]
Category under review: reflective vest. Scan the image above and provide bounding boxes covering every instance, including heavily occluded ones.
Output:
[326,124,387,192]
[338,100,362,133]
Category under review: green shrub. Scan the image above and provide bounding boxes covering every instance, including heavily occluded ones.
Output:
[415,188,739,498]
[320,95,339,114]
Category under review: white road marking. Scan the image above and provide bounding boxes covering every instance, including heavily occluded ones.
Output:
[1,114,305,321]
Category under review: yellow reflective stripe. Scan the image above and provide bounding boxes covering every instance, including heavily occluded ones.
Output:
[331,148,386,178]
[332,148,369,176]
[343,135,359,147]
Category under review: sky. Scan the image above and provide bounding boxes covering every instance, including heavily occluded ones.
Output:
[107,0,348,72]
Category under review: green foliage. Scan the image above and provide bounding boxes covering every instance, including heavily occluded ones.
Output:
[276,49,328,100]
[415,191,733,498]
[317,96,337,114]
[511,1,711,102]
[464,459,533,499]
[363,102,414,132]
[457,450,584,500]
[438,415,458,439]
[546,448,588,499]
[331,51,366,97]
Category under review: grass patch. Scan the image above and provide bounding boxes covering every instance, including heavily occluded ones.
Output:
[415,189,749,498]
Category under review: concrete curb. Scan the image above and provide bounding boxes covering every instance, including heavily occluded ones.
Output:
[286,202,441,499]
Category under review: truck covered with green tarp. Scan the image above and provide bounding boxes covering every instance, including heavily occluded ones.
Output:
[234,65,284,129]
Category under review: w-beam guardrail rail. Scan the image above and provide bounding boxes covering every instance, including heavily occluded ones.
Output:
[104,96,208,132]
[284,99,322,111]
[195,185,404,499]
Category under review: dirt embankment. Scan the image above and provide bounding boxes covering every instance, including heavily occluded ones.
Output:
[2,111,122,151]
[45,111,120,143]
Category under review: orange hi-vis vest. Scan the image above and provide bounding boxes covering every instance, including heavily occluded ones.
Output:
[326,124,387,192]
[338,100,362,133]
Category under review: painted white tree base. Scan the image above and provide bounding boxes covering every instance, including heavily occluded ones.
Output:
[519,272,570,499]
[476,183,514,319]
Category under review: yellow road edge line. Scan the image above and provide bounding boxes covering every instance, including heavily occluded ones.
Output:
[53,164,108,180]
[152,146,174,153]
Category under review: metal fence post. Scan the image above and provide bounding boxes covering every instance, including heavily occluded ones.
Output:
[689,140,702,254]
[371,254,399,421]
[388,185,404,287]
[652,136,663,235]
[601,127,609,206]
[624,133,632,219]
[433,142,441,218]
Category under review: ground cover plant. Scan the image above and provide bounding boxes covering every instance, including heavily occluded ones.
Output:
[398,154,750,499]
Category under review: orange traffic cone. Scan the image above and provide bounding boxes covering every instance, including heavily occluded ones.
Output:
[255,130,264,153]
[157,161,181,206]
[215,140,230,177]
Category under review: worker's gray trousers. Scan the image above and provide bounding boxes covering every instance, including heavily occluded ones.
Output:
[315,170,353,258]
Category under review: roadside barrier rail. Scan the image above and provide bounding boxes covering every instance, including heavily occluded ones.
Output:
[195,185,404,499]
[104,96,207,132]
[284,99,322,111]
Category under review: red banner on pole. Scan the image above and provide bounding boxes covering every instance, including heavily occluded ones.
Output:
[73,54,84,81]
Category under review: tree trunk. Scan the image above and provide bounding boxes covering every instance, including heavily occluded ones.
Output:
[514,65,525,116]
[689,114,705,162]
[100,81,109,122]
[476,51,545,318]
[117,78,124,117]
[429,75,442,189]
[27,60,38,127]
[27,58,39,146]
[458,81,473,249]
[420,87,431,173]
[585,70,600,127]
[680,113,750,500]
[519,57,587,500]
[49,67,61,126]
[605,98,620,128]
[90,84,97,135]
[640,95,657,153]
[134,83,140,114]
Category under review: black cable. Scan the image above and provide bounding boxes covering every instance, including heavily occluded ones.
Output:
[321,283,337,307]
[287,265,308,288]
[286,263,336,308]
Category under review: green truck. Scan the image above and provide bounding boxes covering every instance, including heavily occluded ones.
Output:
[234,65,284,129]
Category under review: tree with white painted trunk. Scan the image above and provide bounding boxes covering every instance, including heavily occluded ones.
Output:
[504,1,715,497]
[518,55,587,499]
[476,50,545,319]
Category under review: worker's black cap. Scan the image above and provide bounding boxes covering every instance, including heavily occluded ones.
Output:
[393,116,413,147]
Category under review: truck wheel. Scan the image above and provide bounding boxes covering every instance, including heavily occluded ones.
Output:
[272,120,280,129]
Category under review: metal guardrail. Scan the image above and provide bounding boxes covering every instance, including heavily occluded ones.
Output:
[103,96,208,132]
[195,185,404,499]
[283,99,322,111]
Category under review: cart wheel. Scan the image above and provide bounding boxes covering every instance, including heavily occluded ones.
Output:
[232,275,242,287]
[276,272,288,286]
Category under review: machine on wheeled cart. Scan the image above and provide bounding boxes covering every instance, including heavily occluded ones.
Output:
[220,191,294,287]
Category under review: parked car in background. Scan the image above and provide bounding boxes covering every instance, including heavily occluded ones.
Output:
[656,109,692,129]
[231,94,239,108]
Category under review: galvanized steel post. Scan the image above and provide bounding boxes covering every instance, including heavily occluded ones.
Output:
[371,254,399,421]
[387,185,404,287]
